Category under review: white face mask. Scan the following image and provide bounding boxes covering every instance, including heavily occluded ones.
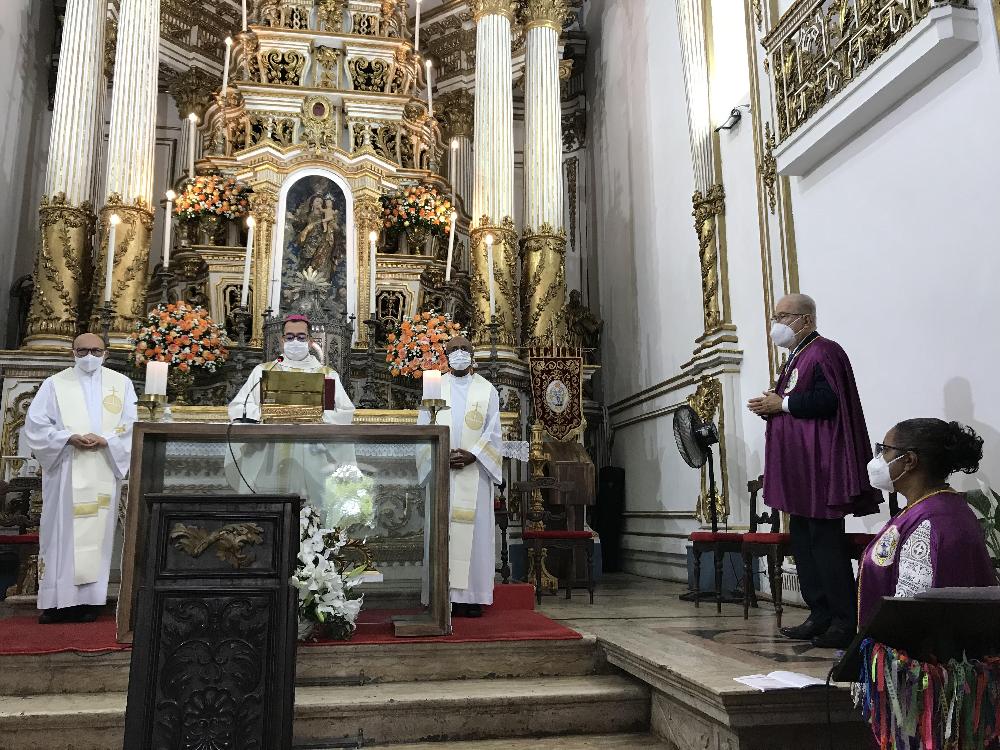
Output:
[283,340,310,361]
[867,454,906,493]
[448,350,472,372]
[769,322,797,349]
[75,354,104,374]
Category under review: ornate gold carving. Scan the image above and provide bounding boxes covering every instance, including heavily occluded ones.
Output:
[167,66,219,121]
[471,0,518,23]
[104,16,117,80]
[263,49,306,86]
[521,225,567,347]
[562,109,586,152]
[687,377,728,523]
[348,56,391,92]
[470,217,519,347]
[752,0,763,30]
[436,88,475,141]
[314,46,343,88]
[319,0,348,31]
[762,0,968,139]
[760,122,778,215]
[93,195,155,337]
[520,0,570,32]
[170,522,264,569]
[354,193,383,344]
[692,185,725,334]
[25,195,95,344]
[301,96,340,152]
[1,389,38,470]
[248,186,278,347]
[566,156,578,253]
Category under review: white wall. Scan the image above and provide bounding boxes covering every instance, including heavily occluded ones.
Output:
[0,0,53,346]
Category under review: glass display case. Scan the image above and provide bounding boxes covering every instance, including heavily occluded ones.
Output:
[117,422,451,641]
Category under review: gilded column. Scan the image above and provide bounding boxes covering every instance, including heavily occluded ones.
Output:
[24,0,107,347]
[437,88,475,211]
[94,0,160,340]
[470,0,518,347]
[353,192,383,346]
[248,187,277,348]
[521,0,568,347]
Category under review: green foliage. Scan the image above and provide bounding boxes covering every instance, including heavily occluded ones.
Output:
[965,485,1000,568]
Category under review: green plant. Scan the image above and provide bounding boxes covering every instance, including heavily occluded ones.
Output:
[965,482,1000,569]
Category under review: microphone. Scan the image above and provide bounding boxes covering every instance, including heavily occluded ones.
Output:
[233,356,283,424]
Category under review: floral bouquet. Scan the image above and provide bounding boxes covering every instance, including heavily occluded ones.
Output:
[385,310,466,379]
[380,183,454,238]
[323,464,376,531]
[291,506,365,641]
[174,174,251,220]
[127,302,229,374]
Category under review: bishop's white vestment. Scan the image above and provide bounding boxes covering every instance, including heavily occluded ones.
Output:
[24,366,137,610]
[418,372,503,605]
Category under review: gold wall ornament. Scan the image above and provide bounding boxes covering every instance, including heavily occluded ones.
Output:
[92,195,155,339]
[520,0,571,32]
[471,0,518,23]
[318,0,348,31]
[1,388,38,470]
[686,377,728,524]
[354,192,384,344]
[565,157,578,254]
[692,185,725,334]
[314,46,343,88]
[169,521,265,569]
[104,16,117,81]
[762,0,968,140]
[262,49,307,86]
[521,224,567,347]
[470,217,519,347]
[561,109,586,152]
[24,194,95,346]
[301,96,340,152]
[760,122,778,215]
[167,66,220,121]
[436,88,475,141]
[348,56,391,92]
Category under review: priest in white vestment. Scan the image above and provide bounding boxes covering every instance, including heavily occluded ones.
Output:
[226,315,356,513]
[24,333,137,623]
[417,336,503,617]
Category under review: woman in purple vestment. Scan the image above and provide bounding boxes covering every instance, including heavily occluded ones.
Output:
[858,419,998,627]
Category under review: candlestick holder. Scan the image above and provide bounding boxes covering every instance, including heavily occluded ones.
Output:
[155,264,175,305]
[485,314,500,384]
[136,394,167,422]
[231,305,252,348]
[420,398,449,426]
[97,301,115,348]
[359,316,383,409]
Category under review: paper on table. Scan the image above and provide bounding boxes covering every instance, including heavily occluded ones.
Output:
[733,671,826,692]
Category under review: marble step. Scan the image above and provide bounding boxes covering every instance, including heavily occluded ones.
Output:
[320,733,672,749]
[0,636,603,696]
[0,675,650,750]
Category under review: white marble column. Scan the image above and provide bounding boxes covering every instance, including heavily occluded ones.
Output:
[24,0,107,346]
[437,88,475,212]
[96,0,160,339]
[521,0,568,346]
[470,0,517,346]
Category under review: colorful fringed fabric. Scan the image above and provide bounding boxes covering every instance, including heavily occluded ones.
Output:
[854,638,1000,749]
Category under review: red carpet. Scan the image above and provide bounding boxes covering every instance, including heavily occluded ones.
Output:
[0,585,580,656]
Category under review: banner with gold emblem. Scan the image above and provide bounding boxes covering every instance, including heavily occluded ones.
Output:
[529,354,583,441]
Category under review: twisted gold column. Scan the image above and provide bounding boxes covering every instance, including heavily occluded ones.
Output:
[354,192,383,347]
[249,187,277,348]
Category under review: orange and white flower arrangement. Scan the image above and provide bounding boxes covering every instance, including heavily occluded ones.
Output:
[128,302,229,374]
[385,310,465,379]
[174,174,251,220]
[380,183,454,238]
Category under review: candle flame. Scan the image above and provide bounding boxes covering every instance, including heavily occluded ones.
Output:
[246,216,256,228]
[109,214,122,226]
[188,112,199,123]
[369,230,378,243]
[225,36,233,45]
[485,233,494,246]
[165,190,176,201]
[451,138,459,150]
[426,59,432,69]
[451,210,458,221]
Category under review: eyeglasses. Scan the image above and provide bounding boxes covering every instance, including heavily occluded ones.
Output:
[74,348,105,357]
[770,312,804,324]
[875,443,913,457]
[283,333,309,342]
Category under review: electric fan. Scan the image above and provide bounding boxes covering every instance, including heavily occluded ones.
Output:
[673,404,720,530]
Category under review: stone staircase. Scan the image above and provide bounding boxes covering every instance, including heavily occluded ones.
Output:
[0,633,664,749]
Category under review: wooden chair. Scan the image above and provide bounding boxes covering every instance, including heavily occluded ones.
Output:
[0,477,42,598]
[688,486,744,614]
[845,493,900,560]
[741,476,792,626]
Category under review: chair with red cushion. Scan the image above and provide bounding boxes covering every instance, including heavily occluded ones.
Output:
[688,490,745,614]
[740,476,792,626]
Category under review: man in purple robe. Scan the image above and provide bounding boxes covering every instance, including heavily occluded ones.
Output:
[748,294,882,649]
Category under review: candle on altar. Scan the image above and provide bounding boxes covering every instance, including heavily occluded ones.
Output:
[221,37,233,97]
[187,113,198,178]
[163,190,176,269]
[104,214,121,302]
[485,233,495,319]
[414,0,421,51]
[445,211,457,283]
[241,216,256,307]
[449,138,458,202]
[145,361,168,397]
[242,0,248,30]
[425,60,434,116]
[369,231,378,316]
[423,368,442,400]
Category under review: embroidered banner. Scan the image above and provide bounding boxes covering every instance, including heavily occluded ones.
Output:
[529,356,583,441]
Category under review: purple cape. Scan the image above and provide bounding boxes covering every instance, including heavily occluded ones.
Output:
[764,336,882,519]
[858,491,997,626]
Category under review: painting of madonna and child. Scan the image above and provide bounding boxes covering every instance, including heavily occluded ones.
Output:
[278,175,350,317]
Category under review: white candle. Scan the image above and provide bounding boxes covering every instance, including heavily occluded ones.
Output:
[221,37,233,97]
[369,230,378,316]
[145,361,168,396]
[425,60,433,116]
[450,138,458,202]
[187,113,198,178]
[423,368,442,400]
[445,210,457,283]
[104,214,121,302]
[163,190,176,269]
[241,216,255,307]
[242,0,247,30]
[485,233,495,319]
[415,0,421,51]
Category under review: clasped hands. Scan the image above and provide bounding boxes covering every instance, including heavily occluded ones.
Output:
[747,390,784,418]
[68,433,108,450]
[450,449,476,470]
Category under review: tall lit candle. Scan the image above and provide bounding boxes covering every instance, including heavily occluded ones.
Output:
[425,60,433,116]
[415,0,421,51]
[145,361,168,396]
[104,214,121,302]
[163,190,176,269]
[450,138,458,202]
[445,210,457,283]
[241,216,255,307]
[423,368,442,400]
[221,37,233,97]
[242,0,248,30]
[485,233,495,319]
[369,230,378,316]
[187,113,198,178]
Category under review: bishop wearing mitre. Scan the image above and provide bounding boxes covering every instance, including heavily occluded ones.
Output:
[24,333,137,624]
[418,336,503,617]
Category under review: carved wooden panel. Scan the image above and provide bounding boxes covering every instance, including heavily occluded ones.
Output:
[124,494,300,750]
